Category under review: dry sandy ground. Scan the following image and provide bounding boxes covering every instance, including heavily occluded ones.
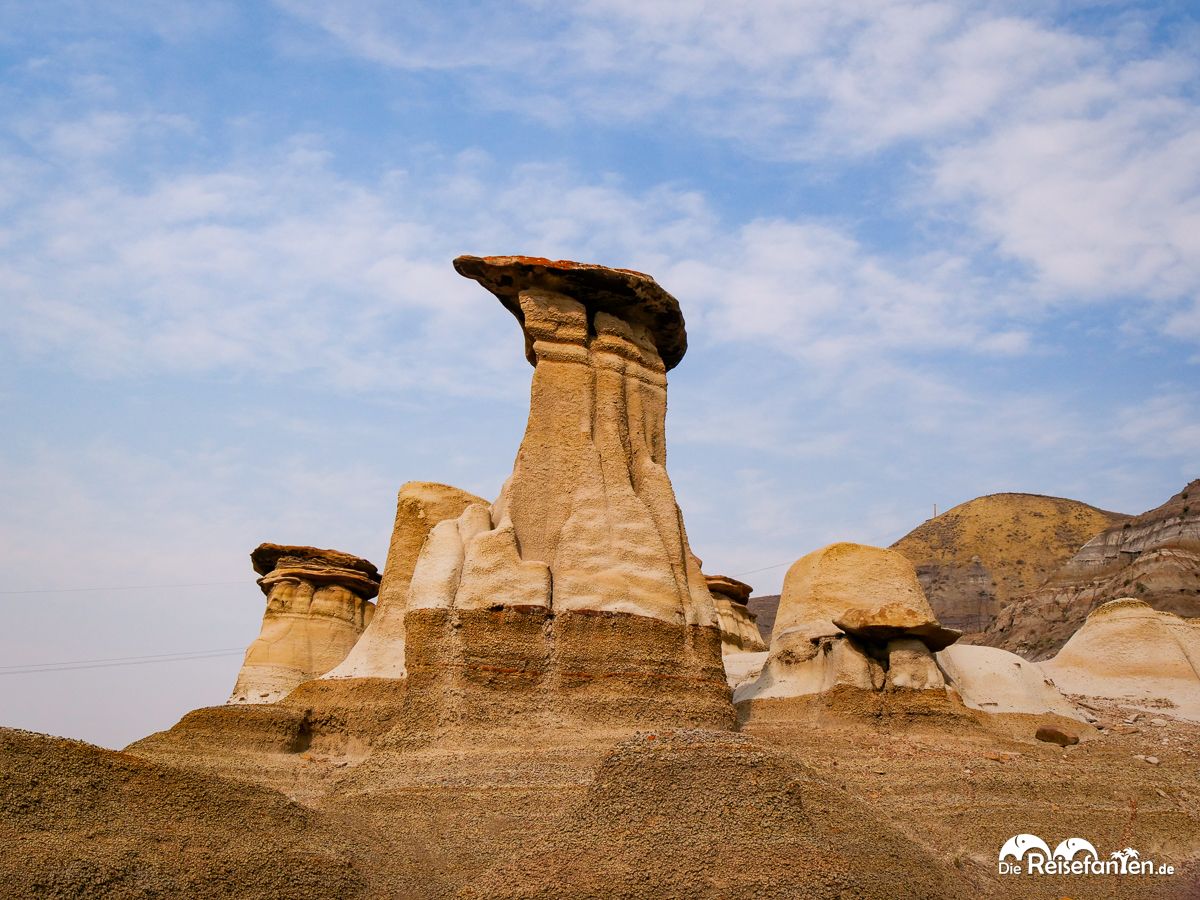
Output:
[3,689,1199,898]
[740,689,1200,899]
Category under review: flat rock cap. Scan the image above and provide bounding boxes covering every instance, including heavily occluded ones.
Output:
[705,574,753,604]
[833,604,961,652]
[453,255,688,370]
[250,543,381,599]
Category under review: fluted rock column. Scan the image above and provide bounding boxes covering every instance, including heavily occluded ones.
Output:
[399,256,729,732]
[227,544,378,704]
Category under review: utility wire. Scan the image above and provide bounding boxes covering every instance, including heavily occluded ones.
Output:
[0,648,244,676]
[0,647,246,670]
[1,564,793,674]
[731,561,790,577]
[0,581,244,595]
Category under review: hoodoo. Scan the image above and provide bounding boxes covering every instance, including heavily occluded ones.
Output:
[706,573,767,653]
[227,544,379,704]
[394,256,729,733]
[737,543,959,702]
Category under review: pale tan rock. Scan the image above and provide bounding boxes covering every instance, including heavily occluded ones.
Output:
[378,483,488,611]
[885,638,944,691]
[935,644,1086,721]
[734,634,884,702]
[418,256,717,628]
[707,573,767,653]
[712,593,769,653]
[723,650,769,690]
[1039,598,1200,721]
[229,545,379,704]
[738,543,958,703]
[324,482,484,680]
[774,542,959,649]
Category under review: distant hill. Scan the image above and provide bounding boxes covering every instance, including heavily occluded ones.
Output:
[746,594,780,642]
[984,479,1200,659]
[890,493,1129,633]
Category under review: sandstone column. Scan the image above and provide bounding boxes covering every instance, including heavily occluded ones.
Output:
[324,481,486,679]
[228,544,379,704]
[399,256,729,732]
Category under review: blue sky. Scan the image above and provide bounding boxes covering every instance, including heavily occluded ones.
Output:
[2,1,1198,748]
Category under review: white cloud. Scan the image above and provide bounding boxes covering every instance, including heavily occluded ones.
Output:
[1,135,519,391]
[3,94,1039,391]
[272,1,1200,348]
[1115,392,1200,463]
[932,54,1200,305]
[0,150,1039,399]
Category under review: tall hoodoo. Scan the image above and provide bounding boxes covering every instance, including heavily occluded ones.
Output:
[228,544,378,704]
[396,256,728,731]
[448,255,712,625]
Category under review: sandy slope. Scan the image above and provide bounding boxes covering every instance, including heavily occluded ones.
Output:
[7,685,1200,899]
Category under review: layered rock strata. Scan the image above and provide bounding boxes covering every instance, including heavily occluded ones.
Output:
[324,481,486,679]
[386,256,729,735]
[890,493,1129,634]
[706,573,767,653]
[736,543,959,703]
[228,544,378,704]
[985,480,1200,659]
[1040,598,1200,721]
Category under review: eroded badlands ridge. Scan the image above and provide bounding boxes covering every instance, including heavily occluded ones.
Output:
[986,480,1200,658]
[891,492,1130,633]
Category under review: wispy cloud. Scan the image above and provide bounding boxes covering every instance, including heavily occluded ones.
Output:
[274,1,1200,346]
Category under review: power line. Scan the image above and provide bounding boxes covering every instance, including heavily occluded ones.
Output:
[0,581,244,595]
[0,647,246,670]
[0,648,244,676]
[3,564,793,673]
[731,561,790,577]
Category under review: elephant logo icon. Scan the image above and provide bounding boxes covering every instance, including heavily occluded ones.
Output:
[999,834,1052,862]
[1054,838,1098,860]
